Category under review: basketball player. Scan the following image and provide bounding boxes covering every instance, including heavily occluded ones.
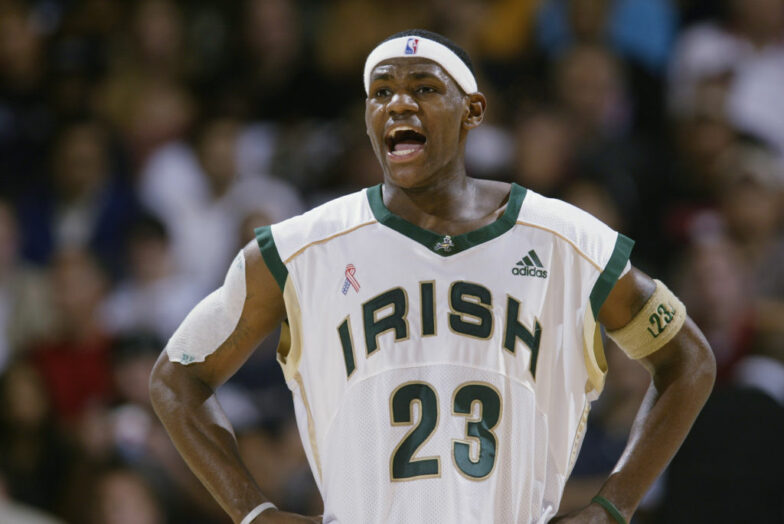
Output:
[149,30,716,524]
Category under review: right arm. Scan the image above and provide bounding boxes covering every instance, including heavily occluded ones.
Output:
[149,242,319,523]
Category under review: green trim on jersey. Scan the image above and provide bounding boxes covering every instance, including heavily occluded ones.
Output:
[590,233,634,319]
[255,226,288,291]
[367,183,527,257]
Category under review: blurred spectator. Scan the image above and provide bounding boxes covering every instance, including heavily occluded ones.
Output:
[0,3,53,199]
[510,108,574,196]
[554,44,630,140]
[215,0,334,120]
[668,0,784,118]
[728,50,784,156]
[0,199,54,372]
[16,118,138,274]
[315,0,434,94]
[100,215,201,341]
[0,360,71,515]
[675,233,755,382]
[536,0,678,73]
[139,116,304,291]
[29,248,113,425]
[0,469,64,524]
[96,0,196,166]
[89,465,164,524]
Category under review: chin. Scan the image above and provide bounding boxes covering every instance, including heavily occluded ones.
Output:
[384,168,433,190]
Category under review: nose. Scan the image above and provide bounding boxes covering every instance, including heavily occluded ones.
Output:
[387,92,418,116]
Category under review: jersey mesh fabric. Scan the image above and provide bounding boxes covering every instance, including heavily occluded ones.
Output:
[261,185,632,524]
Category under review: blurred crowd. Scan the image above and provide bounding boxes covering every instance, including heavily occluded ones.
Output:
[1,0,783,523]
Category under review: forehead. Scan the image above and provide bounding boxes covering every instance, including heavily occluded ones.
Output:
[369,57,456,85]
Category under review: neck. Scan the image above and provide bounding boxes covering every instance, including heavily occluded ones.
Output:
[380,162,511,236]
[384,165,471,221]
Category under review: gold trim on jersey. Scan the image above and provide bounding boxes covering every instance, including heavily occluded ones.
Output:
[295,372,323,483]
[515,221,602,271]
[277,278,323,482]
[566,401,591,478]
[284,220,378,264]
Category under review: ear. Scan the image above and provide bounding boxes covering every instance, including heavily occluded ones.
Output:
[463,92,487,130]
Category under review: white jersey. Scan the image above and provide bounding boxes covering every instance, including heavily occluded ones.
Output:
[255,184,633,524]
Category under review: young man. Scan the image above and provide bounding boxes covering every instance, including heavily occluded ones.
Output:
[150,30,716,524]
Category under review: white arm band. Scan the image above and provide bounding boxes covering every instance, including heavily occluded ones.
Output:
[607,279,687,360]
[166,250,247,365]
[240,502,277,524]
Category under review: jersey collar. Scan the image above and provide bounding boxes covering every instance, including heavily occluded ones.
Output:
[366,183,527,257]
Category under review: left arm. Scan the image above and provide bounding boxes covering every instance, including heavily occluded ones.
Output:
[554,267,716,523]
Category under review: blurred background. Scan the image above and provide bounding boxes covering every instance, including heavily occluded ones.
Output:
[0,0,783,522]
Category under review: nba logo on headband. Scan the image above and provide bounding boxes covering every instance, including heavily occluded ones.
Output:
[405,38,419,55]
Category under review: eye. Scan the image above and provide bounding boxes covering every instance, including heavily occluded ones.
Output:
[374,87,392,98]
[415,86,436,95]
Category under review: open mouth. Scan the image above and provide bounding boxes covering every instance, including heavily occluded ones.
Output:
[385,127,427,159]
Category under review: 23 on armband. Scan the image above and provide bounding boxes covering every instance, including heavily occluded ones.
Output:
[606,279,686,360]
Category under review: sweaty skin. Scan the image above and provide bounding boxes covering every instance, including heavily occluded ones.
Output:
[149,57,716,524]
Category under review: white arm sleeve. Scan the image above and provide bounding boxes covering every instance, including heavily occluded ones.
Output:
[165,250,247,365]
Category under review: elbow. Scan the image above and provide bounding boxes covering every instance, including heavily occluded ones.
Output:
[685,318,717,401]
[696,339,717,397]
[148,351,175,419]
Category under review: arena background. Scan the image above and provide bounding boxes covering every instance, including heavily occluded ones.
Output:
[1,0,783,523]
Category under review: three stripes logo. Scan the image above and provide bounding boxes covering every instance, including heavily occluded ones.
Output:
[512,250,548,278]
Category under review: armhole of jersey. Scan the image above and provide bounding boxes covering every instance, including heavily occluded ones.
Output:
[277,279,304,383]
[255,225,288,292]
[583,233,632,395]
[588,233,634,320]
[582,307,607,396]
[254,226,303,381]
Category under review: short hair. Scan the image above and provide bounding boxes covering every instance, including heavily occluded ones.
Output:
[381,29,475,77]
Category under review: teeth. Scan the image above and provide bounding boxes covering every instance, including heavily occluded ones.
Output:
[388,126,418,140]
[391,146,420,156]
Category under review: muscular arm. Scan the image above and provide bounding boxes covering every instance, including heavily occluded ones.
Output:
[149,242,312,523]
[575,267,716,522]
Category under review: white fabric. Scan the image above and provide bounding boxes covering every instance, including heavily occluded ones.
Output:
[240,502,277,524]
[364,36,477,95]
[267,186,629,523]
[165,250,246,365]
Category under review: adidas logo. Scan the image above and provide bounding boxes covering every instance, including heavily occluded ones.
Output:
[512,250,548,278]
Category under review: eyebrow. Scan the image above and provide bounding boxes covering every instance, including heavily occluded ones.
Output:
[410,71,440,80]
[370,72,393,82]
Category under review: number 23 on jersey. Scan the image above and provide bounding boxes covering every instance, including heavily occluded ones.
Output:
[390,381,501,482]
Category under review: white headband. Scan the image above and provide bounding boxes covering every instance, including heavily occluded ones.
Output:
[363,36,478,95]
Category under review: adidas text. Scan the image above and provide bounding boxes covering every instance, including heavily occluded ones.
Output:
[512,266,548,278]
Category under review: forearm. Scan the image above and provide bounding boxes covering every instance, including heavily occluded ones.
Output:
[150,358,270,523]
[597,318,716,519]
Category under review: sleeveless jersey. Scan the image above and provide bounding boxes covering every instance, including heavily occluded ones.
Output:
[255,183,633,524]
